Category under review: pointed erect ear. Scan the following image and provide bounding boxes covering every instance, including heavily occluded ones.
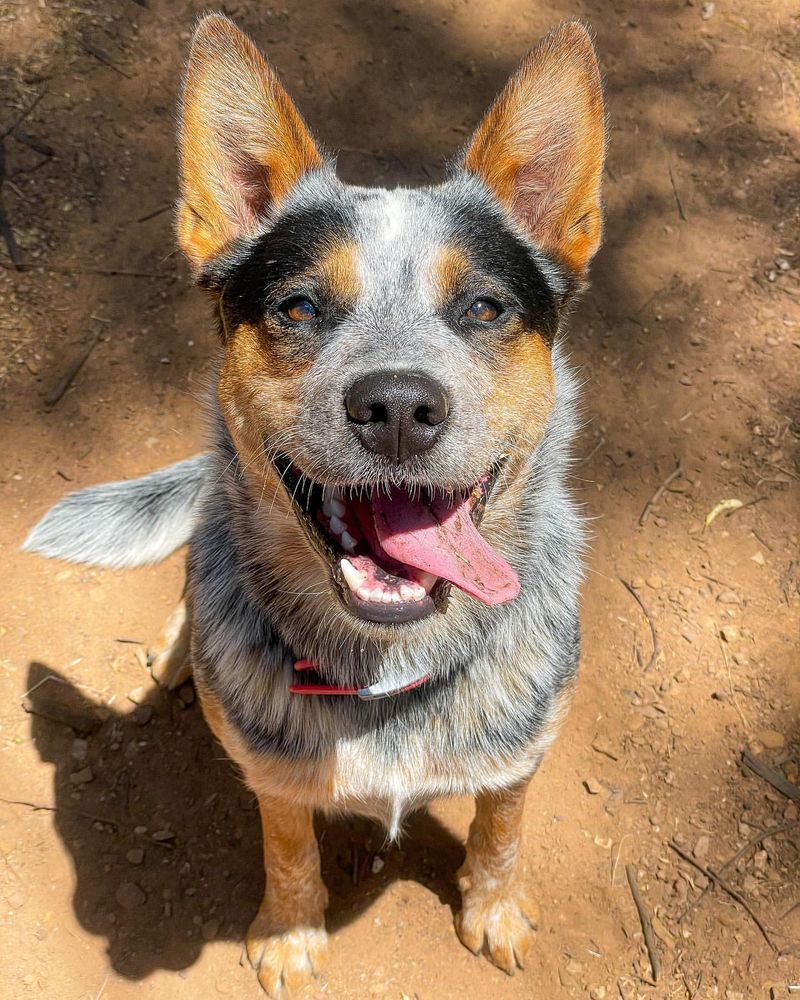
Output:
[463,22,606,278]
[177,14,324,274]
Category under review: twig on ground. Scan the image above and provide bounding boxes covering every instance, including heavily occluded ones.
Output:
[668,840,777,952]
[717,629,748,730]
[639,460,683,527]
[619,579,661,672]
[136,202,172,223]
[625,864,660,982]
[2,261,162,277]
[81,40,132,79]
[579,436,606,464]
[43,326,103,408]
[668,164,687,221]
[0,796,119,830]
[0,90,47,141]
[680,822,796,920]
[742,749,800,803]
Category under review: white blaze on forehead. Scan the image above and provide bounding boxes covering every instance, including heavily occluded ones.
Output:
[381,191,406,241]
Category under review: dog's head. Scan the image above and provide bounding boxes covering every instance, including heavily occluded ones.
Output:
[177,15,605,635]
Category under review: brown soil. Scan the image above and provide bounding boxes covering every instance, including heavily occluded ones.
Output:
[1,2,799,998]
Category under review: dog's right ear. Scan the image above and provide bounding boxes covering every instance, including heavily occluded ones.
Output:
[177,14,323,275]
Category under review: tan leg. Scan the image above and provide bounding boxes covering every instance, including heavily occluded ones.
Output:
[245,796,329,996]
[456,780,540,975]
[147,599,192,690]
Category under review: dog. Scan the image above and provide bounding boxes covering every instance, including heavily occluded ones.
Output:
[24,13,606,995]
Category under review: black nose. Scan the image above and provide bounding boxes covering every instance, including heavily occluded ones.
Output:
[345,371,450,461]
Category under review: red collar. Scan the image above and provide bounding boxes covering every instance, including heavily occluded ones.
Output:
[289,659,430,700]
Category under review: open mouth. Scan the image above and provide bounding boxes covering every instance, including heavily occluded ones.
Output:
[273,457,520,624]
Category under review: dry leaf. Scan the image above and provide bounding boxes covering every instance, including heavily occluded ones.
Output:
[704,498,743,530]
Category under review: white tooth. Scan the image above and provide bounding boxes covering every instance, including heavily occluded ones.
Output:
[340,558,366,592]
[399,584,414,601]
[390,592,402,602]
[329,515,346,535]
[330,498,346,517]
[381,592,393,604]
[340,531,357,551]
[417,572,436,592]
[371,588,384,603]
[356,585,372,601]
[322,499,335,516]
[413,585,426,600]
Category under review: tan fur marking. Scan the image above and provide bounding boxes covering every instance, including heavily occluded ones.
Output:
[485,330,555,451]
[431,245,471,310]
[456,779,540,974]
[318,241,360,304]
[464,21,605,276]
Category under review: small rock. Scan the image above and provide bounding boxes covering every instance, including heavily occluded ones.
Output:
[7,890,26,909]
[751,551,765,566]
[720,625,739,643]
[202,918,219,941]
[679,374,692,386]
[717,589,740,605]
[71,738,88,760]
[127,686,147,705]
[177,683,196,706]
[116,882,146,909]
[69,766,94,785]
[701,1,715,18]
[693,835,710,860]
[371,856,385,874]
[590,988,607,1000]
[126,848,145,865]
[583,777,603,795]
[152,829,176,842]
[645,575,663,590]
[756,729,785,750]
[133,704,153,726]
[711,690,729,702]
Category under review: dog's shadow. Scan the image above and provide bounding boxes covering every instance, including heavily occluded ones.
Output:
[24,661,464,979]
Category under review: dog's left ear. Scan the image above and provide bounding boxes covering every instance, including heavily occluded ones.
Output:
[177,14,324,274]
[463,21,606,278]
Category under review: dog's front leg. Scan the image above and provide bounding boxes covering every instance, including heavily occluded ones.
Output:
[246,795,329,996]
[456,779,540,975]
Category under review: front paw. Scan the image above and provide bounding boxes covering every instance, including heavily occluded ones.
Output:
[245,910,329,996]
[456,884,540,975]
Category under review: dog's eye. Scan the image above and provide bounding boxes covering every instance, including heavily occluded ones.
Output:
[465,298,502,323]
[281,296,318,322]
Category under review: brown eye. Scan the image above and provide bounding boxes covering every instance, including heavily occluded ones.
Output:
[281,296,318,322]
[465,298,501,322]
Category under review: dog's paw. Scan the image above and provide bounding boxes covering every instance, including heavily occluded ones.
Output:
[455,886,540,975]
[245,911,329,997]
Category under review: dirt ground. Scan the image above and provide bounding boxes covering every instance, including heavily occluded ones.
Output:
[1,1,799,998]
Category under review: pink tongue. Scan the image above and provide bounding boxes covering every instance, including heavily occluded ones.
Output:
[372,488,520,605]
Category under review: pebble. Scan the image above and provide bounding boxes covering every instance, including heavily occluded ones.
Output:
[590,988,607,1000]
[679,374,692,386]
[152,828,176,842]
[693,835,710,860]
[756,729,785,750]
[583,777,603,795]
[202,918,219,941]
[720,625,739,643]
[127,686,147,705]
[126,848,145,865]
[177,683,196,706]
[717,589,740,605]
[371,856,385,874]
[751,551,765,566]
[645,575,663,590]
[69,766,94,785]
[133,704,153,726]
[7,890,26,909]
[116,882,146,909]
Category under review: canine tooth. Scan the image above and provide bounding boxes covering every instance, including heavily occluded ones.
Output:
[340,558,366,592]
[340,530,357,551]
[329,514,346,535]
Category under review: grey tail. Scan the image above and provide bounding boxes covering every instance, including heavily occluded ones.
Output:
[22,455,210,569]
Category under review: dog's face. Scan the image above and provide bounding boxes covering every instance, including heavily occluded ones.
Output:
[177,15,604,633]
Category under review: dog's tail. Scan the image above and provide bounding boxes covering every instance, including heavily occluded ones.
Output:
[22,455,210,569]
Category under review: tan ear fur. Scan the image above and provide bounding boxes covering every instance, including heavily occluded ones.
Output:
[177,14,323,273]
[464,22,606,276]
